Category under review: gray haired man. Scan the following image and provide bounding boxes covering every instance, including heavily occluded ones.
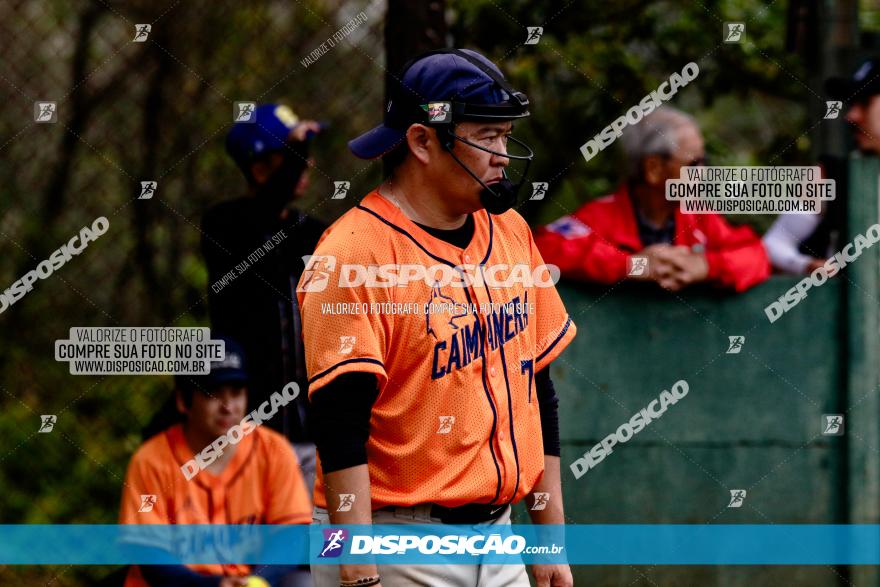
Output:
[536,106,770,292]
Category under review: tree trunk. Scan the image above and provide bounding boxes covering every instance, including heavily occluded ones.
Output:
[384,0,447,102]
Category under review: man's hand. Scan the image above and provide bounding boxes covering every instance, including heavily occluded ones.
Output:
[532,563,574,587]
[527,457,570,586]
[629,244,673,281]
[289,120,322,142]
[665,247,709,285]
[805,258,827,274]
[219,577,248,587]
[645,245,709,291]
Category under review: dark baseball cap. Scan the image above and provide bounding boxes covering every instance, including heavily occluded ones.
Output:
[226,103,308,172]
[176,336,248,392]
[349,48,530,160]
[826,58,880,102]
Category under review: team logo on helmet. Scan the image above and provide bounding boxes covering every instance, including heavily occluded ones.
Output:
[423,102,452,124]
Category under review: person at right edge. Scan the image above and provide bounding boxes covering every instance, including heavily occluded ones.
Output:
[298,49,577,587]
[761,60,880,274]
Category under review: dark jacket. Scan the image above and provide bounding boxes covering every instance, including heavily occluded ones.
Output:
[201,197,327,442]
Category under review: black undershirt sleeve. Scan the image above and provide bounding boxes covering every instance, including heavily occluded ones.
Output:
[535,366,561,457]
[309,372,379,474]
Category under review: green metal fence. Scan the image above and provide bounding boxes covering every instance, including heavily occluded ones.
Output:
[519,157,880,586]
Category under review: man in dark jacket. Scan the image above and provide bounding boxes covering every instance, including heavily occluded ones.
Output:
[202,103,327,493]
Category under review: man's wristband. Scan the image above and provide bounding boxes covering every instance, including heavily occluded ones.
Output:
[340,576,381,587]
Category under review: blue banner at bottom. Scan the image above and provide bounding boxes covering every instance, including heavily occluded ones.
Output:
[1,525,879,565]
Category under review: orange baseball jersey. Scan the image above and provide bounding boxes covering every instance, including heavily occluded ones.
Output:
[119,423,311,586]
[297,190,576,510]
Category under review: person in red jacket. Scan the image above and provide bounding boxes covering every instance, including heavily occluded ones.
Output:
[535,107,770,292]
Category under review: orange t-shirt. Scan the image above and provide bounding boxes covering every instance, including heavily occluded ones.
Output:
[119,423,311,586]
[298,190,576,510]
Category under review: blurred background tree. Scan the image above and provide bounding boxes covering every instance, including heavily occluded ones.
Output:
[448,0,811,230]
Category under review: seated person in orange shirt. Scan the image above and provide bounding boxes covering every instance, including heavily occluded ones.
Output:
[119,337,312,587]
[535,106,769,292]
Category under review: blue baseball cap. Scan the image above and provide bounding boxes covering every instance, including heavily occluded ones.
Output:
[177,336,248,392]
[349,48,530,159]
[826,58,880,102]
[226,103,304,172]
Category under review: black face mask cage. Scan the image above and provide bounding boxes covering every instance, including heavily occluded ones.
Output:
[441,126,533,195]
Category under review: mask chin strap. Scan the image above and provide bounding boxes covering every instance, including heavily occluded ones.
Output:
[440,127,534,215]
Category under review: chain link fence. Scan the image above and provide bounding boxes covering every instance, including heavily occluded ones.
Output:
[0,1,387,583]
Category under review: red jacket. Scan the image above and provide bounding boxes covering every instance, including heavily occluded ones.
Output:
[534,185,770,292]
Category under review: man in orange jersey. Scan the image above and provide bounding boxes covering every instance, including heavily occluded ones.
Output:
[119,337,312,587]
[299,49,577,587]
